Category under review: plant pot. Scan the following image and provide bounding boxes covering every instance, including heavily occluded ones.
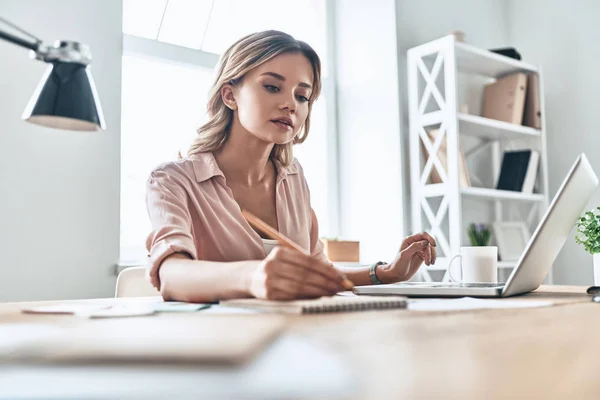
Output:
[594,254,600,286]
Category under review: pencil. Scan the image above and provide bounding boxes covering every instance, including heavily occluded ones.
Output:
[242,210,354,290]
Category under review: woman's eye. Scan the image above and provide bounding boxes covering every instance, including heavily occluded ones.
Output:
[264,85,279,93]
[296,95,309,103]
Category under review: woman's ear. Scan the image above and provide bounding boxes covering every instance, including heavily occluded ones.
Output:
[221,85,237,110]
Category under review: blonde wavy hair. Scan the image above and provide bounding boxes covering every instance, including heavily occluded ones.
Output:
[187,30,322,167]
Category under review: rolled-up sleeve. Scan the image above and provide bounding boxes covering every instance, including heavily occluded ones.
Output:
[145,170,197,290]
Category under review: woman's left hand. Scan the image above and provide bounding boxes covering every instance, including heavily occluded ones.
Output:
[377,232,437,284]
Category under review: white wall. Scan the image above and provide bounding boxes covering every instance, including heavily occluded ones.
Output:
[395,0,510,238]
[508,0,600,285]
[0,0,122,301]
[333,0,405,263]
[333,0,512,264]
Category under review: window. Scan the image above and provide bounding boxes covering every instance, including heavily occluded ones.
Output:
[121,0,335,263]
[120,55,213,262]
[123,0,328,69]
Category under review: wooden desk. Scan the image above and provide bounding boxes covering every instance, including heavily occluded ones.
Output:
[1,285,598,399]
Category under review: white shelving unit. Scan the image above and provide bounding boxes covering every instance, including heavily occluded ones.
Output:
[407,35,550,282]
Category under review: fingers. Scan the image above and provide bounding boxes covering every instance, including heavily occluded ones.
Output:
[261,247,345,299]
[274,276,340,299]
[389,234,438,282]
[406,253,426,277]
[269,247,345,284]
[406,232,436,248]
[401,232,437,265]
[276,266,345,294]
[422,232,437,248]
[419,245,434,266]
[399,240,431,262]
[424,245,435,266]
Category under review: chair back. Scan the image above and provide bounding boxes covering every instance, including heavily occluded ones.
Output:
[115,266,161,297]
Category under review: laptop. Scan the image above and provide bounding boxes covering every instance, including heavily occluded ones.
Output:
[354,154,598,298]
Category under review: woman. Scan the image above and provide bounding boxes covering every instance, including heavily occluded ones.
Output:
[146,30,436,303]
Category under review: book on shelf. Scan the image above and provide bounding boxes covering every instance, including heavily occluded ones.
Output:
[495,149,540,193]
[482,72,528,125]
[488,47,522,60]
[421,129,471,188]
[523,73,542,129]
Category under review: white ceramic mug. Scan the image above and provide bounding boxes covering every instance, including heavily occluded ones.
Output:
[448,246,498,283]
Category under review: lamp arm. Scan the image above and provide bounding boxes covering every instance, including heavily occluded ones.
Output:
[0,26,41,52]
[0,17,91,65]
[0,17,42,53]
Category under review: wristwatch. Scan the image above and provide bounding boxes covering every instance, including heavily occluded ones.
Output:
[369,261,387,285]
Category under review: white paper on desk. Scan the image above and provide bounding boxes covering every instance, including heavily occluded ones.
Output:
[78,305,157,319]
[21,304,111,314]
[408,297,553,312]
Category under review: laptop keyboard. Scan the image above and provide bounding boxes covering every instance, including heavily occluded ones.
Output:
[394,282,505,289]
[458,283,505,288]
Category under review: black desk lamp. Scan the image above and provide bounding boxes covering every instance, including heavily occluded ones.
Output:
[0,17,105,131]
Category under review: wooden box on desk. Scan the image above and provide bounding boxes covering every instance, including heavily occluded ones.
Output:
[322,239,360,262]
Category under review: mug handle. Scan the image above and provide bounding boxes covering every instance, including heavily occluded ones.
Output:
[447,254,462,282]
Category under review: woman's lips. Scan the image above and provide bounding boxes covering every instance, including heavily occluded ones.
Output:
[271,120,292,130]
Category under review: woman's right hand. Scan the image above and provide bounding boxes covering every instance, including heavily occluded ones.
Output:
[248,246,346,300]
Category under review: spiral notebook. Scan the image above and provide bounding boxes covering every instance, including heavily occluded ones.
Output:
[220,295,408,314]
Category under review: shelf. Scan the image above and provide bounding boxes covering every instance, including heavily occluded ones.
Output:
[417,112,541,141]
[458,113,541,141]
[460,187,545,202]
[498,261,517,269]
[454,41,538,78]
[422,185,545,202]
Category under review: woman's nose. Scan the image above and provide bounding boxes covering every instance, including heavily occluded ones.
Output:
[279,93,296,112]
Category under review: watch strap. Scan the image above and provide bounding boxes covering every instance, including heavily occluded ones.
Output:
[369,261,387,285]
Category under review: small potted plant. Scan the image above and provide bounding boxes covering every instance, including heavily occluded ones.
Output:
[467,223,491,246]
[575,207,600,284]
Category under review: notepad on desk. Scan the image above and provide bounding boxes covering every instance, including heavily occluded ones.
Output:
[220,295,408,314]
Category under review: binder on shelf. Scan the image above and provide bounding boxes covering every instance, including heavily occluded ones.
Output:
[496,149,540,193]
[521,150,540,194]
[421,129,471,188]
[482,72,528,125]
[523,73,542,129]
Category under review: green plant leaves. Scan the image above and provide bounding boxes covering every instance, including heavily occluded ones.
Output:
[575,207,600,254]
[467,223,491,246]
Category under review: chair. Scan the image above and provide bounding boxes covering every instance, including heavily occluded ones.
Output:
[115,266,161,298]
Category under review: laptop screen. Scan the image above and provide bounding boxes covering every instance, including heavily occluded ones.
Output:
[502,154,598,297]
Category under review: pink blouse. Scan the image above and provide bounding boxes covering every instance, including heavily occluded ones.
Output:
[145,152,325,290]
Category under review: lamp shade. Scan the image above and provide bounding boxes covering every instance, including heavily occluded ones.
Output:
[22,61,105,131]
